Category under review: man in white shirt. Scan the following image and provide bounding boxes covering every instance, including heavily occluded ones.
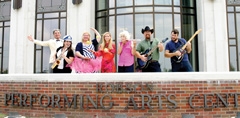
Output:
[27,29,63,73]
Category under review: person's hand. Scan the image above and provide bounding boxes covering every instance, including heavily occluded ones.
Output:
[104,48,109,53]
[90,27,96,31]
[141,55,148,62]
[186,42,191,49]
[83,56,91,60]
[88,49,95,53]
[175,50,181,56]
[132,39,137,47]
[27,35,34,42]
[158,42,163,48]
[186,42,191,48]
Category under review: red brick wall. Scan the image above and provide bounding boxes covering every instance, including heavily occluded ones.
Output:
[0,80,240,118]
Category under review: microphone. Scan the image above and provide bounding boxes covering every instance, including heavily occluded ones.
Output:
[161,37,169,43]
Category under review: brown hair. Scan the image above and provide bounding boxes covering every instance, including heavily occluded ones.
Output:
[171,29,179,35]
[53,29,61,34]
[63,41,72,52]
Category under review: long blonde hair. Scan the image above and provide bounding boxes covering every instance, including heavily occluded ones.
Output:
[100,32,114,50]
[81,32,92,44]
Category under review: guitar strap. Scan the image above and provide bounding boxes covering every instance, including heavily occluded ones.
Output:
[177,38,185,49]
[150,41,153,49]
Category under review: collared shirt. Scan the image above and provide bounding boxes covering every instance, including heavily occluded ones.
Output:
[118,41,134,66]
[33,38,63,63]
[56,39,63,50]
[136,38,160,61]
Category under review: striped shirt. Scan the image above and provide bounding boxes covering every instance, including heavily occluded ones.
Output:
[83,44,95,59]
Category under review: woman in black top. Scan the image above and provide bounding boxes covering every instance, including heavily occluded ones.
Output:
[53,35,74,73]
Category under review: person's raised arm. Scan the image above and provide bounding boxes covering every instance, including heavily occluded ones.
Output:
[27,35,50,46]
[90,28,101,43]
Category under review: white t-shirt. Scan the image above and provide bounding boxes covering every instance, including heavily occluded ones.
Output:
[56,49,68,69]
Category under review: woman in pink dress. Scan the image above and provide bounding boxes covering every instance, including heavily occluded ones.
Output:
[92,32,116,73]
[68,28,102,73]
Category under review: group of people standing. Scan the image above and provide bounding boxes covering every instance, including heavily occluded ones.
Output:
[27,26,193,73]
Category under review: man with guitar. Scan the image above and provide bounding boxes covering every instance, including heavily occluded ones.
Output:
[135,26,164,72]
[164,29,193,72]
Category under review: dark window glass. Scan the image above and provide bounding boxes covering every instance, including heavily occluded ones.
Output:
[229,46,237,71]
[227,0,240,71]
[0,1,10,74]
[227,0,240,5]
[37,0,66,12]
[97,0,107,10]
[0,1,11,21]
[3,27,9,74]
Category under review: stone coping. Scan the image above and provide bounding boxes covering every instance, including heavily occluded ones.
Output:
[0,72,239,82]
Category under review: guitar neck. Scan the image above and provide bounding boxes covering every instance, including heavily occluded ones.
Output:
[181,29,202,50]
[147,45,158,55]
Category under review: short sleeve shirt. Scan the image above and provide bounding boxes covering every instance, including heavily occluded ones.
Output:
[165,38,189,63]
[136,38,160,61]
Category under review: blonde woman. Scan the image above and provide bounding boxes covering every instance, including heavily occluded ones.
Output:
[92,32,116,73]
[69,28,101,73]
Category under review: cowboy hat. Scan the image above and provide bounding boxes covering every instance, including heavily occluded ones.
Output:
[141,26,154,34]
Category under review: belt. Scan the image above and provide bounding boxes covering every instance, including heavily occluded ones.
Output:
[150,60,158,63]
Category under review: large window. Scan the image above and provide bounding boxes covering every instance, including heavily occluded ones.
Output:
[96,0,198,72]
[226,0,240,71]
[34,0,67,73]
[0,0,11,74]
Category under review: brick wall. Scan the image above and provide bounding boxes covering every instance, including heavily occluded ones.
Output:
[0,74,240,118]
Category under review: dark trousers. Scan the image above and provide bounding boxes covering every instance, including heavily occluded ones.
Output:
[142,61,161,72]
[172,61,193,72]
[53,67,72,73]
[118,64,134,72]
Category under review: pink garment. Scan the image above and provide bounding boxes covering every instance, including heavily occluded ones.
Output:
[118,41,134,66]
[67,56,102,73]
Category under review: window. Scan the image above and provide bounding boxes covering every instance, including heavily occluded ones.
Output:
[0,0,11,74]
[96,0,197,72]
[34,0,67,73]
[226,0,240,71]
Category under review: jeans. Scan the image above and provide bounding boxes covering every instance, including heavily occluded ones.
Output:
[118,64,134,72]
[142,61,161,72]
[172,61,193,72]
